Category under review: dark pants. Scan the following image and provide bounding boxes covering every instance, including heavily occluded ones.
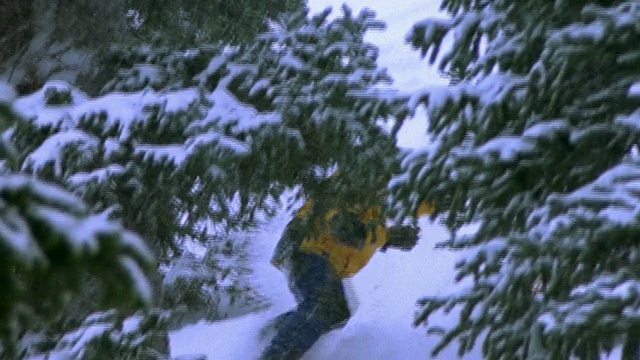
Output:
[260,252,351,360]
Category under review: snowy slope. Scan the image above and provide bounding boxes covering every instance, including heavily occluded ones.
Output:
[169,211,484,359]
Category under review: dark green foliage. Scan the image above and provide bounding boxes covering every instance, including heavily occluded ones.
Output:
[44,87,73,105]
[0,99,154,359]
[227,5,410,219]
[99,45,227,94]
[383,224,420,252]
[11,78,249,264]
[124,0,304,46]
[0,0,305,96]
[44,310,169,359]
[5,5,409,358]
[392,0,640,358]
[6,54,239,354]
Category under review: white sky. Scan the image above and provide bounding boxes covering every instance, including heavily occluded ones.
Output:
[307,0,448,148]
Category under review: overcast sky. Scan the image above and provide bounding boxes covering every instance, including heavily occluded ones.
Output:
[307,0,448,148]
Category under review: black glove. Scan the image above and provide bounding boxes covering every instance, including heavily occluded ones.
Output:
[382,224,420,252]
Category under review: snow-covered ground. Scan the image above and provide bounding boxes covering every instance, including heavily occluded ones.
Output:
[169,210,483,359]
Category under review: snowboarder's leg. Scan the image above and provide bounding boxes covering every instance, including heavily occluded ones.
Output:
[259,253,350,360]
[259,310,296,340]
[287,252,351,326]
[259,297,350,360]
[259,305,330,360]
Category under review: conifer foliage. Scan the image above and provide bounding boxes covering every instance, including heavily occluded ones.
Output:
[393,0,640,358]
[0,88,154,359]
[228,5,409,214]
[2,6,407,358]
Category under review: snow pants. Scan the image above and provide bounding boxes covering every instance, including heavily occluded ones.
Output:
[259,252,351,360]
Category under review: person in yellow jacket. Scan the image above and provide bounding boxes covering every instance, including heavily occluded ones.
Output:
[259,193,435,360]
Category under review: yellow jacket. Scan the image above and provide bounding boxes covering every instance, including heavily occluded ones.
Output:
[274,199,435,278]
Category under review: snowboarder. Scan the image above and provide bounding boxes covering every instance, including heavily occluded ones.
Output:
[259,185,435,360]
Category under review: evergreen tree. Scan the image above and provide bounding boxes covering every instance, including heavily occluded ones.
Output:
[392,0,640,358]
[0,0,305,95]
[0,86,154,359]
[6,5,409,358]
[227,5,409,216]
[7,49,263,356]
